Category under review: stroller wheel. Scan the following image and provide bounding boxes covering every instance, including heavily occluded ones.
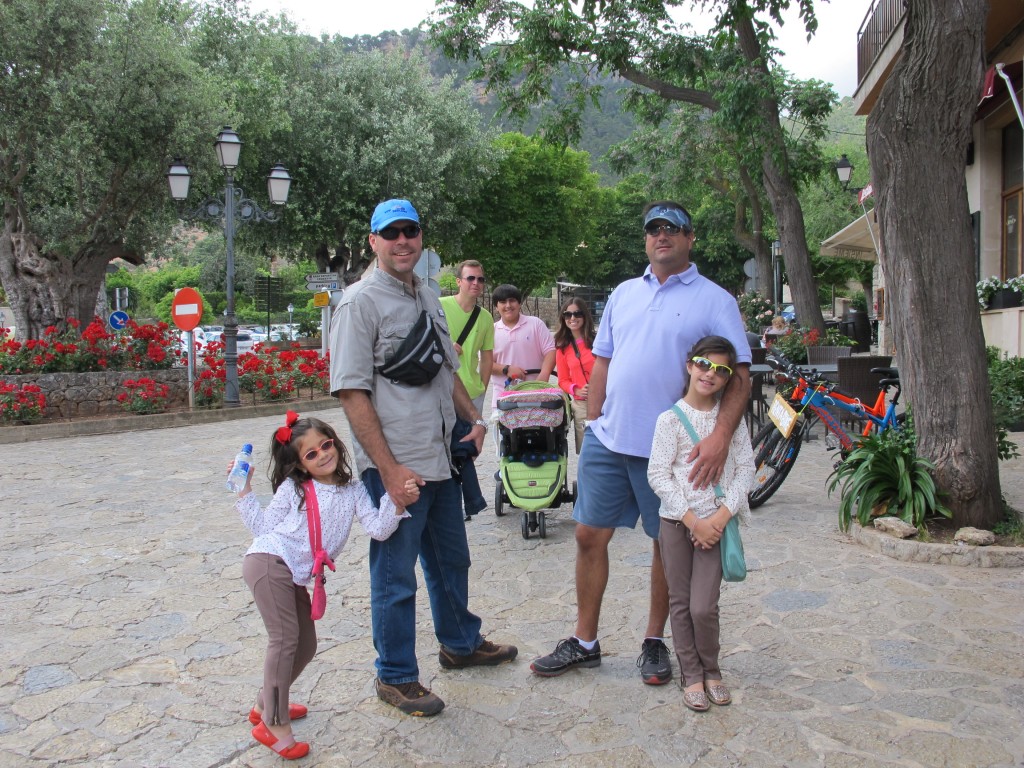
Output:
[538,511,547,538]
[571,481,578,504]
[521,511,530,539]
[494,479,505,517]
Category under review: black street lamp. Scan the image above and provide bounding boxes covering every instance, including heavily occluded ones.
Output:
[835,153,854,189]
[167,126,292,407]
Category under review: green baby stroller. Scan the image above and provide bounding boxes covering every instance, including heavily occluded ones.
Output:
[493,381,577,539]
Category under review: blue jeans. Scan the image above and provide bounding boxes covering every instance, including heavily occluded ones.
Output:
[362,469,483,684]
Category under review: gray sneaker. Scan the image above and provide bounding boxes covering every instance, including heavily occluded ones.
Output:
[530,637,602,677]
[375,678,445,717]
[637,638,672,685]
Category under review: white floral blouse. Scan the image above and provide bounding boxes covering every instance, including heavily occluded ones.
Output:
[237,478,407,586]
[647,400,755,523]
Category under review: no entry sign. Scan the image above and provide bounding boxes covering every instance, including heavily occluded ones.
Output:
[171,287,204,331]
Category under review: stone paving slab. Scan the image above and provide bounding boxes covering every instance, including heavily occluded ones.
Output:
[1,408,1023,767]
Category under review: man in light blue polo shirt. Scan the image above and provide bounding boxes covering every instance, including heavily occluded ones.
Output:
[531,201,750,685]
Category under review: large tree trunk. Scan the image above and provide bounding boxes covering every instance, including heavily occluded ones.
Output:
[867,0,1001,528]
[735,17,825,333]
[1,205,124,340]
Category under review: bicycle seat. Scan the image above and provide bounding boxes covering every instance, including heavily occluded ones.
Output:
[871,367,899,379]
[878,377,900,388]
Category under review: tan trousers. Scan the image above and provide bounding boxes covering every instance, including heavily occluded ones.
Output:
[243,553,317,725]
[569,398,588,454]
[658,518,724,687]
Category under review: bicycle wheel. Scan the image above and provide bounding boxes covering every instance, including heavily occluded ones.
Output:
[749,422,804,509]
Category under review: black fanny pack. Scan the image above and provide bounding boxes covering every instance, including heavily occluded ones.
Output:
[377,310,446,386]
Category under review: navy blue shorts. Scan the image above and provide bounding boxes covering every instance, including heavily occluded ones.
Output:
[572,427,661,539]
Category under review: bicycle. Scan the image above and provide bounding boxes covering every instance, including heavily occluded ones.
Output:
[749,352,903,509]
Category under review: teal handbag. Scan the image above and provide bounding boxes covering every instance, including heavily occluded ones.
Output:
[671,404,747,582]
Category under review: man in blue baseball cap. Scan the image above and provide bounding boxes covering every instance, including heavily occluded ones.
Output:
[531,200,751,690]
[331,198,518,718]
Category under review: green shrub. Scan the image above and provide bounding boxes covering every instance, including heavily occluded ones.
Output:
[827,414,950,532]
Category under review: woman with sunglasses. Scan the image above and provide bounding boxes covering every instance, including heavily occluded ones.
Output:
[233,411,412,759]
[554,298,597,453]
[646,337,754,715]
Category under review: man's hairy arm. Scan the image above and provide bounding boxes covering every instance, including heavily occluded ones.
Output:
[338,389,421,507]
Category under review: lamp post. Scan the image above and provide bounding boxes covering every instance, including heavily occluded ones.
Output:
[166,127,292,407]
[287,303,294,340]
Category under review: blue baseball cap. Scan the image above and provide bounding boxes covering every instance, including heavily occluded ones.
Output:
[371,199,420,232]
[643,205,691,231]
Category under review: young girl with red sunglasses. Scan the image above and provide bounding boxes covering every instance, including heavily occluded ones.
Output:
[233,411,413,759]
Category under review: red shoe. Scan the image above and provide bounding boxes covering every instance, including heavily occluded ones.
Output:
[248,703,308,725]
[251,721,310,760]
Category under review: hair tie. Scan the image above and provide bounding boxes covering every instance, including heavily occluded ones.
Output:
[275,410,300,445]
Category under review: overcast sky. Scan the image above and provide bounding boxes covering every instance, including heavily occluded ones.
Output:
[248,0,870,98]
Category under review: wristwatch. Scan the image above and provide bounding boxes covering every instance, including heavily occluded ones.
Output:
[502,365,510,376]
[473,418,488,432]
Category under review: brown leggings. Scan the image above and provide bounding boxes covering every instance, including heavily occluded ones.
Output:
[243,553,317,726]
[658,518,724,688]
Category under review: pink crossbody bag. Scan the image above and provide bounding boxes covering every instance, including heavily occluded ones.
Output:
[303,480,335,620]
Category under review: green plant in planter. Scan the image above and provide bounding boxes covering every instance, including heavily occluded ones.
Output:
[827,416,950,532]
[986,346,1023,460]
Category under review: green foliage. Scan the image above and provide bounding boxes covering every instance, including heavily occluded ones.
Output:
[827,415,951,533]
[986,347,1024,460]
[464,134,600,298]
[438,274,458,293]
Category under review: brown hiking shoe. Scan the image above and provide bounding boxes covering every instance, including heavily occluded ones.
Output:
[374,679,445,717]
[438,639,519,669]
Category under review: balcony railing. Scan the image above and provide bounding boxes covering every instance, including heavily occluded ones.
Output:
[857,0,907,85]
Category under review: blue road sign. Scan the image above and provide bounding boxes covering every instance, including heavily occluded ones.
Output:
[108,310,129,331]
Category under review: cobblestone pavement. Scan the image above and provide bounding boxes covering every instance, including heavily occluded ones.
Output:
[1,406,1023,768]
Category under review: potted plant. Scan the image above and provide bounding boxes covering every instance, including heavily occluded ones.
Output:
[978,275,1024,310]
[827,415,950,533]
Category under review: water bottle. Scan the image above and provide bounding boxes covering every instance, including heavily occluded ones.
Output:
[226,443,254,493]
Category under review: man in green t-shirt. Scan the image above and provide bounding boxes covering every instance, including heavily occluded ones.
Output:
[440,260,493,518]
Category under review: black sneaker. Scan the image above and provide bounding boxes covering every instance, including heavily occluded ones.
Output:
[375,679,445,717]
[439,639,518,669]
[530,637,602,677]
[636,638,672,685]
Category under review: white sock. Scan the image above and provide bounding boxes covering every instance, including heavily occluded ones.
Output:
[574,636,598,651]
[645,636,666,644]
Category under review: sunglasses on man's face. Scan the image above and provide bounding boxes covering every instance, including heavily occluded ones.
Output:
[376,223,422,241]
[690,356,733,378]
[460,275,485,283]
[644,222,686,237]
[302,438,335,462]
[562,311,584,319]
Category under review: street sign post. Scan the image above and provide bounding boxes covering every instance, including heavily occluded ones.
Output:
[108,310,129,331]
[171,288,204,410]
[305,273,339,291]
[171,287,203,331]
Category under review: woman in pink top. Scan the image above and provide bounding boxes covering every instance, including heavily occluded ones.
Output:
[554,298,596,453]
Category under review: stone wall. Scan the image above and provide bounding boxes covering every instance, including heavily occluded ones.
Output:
[1,369,190,419]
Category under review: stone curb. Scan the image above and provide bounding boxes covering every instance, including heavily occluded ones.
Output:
[0,396,341,444]
[848,520,1024,568]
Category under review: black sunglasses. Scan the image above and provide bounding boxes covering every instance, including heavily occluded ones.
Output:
[302,438,335,462]
[376,223,422,240]
[460,275,485,283]
[644,223,686,237]
[562,311,584,319]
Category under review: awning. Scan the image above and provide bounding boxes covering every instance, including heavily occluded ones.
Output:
[819,209,879,262]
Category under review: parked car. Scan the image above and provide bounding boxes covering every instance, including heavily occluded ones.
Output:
[177,328,209,354]
[221,330,255,355]
[247,326,269,344]
[203,325,224,340]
